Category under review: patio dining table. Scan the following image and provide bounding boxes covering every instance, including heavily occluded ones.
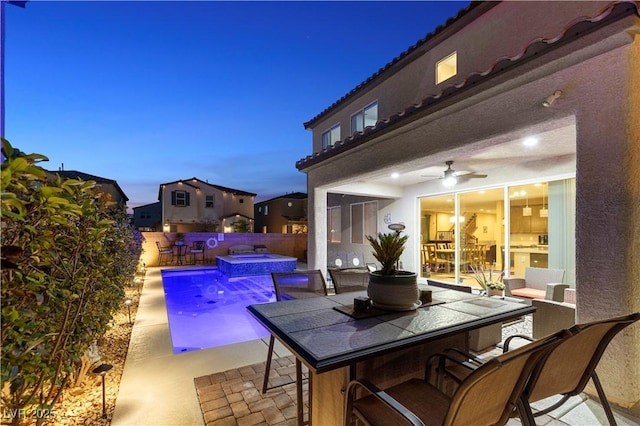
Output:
[247,284,534,425]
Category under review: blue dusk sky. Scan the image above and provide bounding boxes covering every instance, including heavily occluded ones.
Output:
[3,0,469,210]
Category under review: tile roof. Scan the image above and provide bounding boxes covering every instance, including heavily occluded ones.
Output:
[158,177,256,200]
[297,1,639,171]
[47,169,129,201]
[255,192,308,205]
[302,1,492,130]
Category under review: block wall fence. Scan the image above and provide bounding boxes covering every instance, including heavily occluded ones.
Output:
[140,232,308,267]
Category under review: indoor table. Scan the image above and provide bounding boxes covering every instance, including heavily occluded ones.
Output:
[247,285,534,425]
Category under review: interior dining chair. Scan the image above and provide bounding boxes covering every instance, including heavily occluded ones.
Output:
[426,243,452,273]
[262,270,329,424]
[344,328,566,426]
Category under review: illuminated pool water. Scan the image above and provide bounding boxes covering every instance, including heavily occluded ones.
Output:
[161,268,276,353]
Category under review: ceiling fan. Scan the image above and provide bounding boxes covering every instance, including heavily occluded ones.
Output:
[426,161,488,187]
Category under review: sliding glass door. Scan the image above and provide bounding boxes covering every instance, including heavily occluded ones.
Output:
[419,178,575,286]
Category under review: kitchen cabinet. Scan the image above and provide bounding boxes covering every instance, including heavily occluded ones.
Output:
[510,205,548,233]
[530,206,548,233]
[510,206,530,233]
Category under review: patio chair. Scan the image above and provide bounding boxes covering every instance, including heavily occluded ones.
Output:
[156,241,174,266]
[328,268,368,294]
[262,271,329,422]
[432,312,640,425]
[189,240,205,264]
[344,328,566,426]
[508,312,640,425]
[504,267,567,301]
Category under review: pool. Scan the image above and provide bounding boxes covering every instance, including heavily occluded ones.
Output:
[161,268,275,353]
[216,253,297,277]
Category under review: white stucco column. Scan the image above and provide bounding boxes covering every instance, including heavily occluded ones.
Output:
[574,38,640,408]
[307,185,328,274]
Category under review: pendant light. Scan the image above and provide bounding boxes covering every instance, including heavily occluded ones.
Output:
[540,184,548,217]
[522,190,532,217]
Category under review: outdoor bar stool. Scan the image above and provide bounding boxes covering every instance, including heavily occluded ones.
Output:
[262,270,328,425]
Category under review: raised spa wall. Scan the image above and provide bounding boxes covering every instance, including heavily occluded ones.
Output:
[216,254,298,277]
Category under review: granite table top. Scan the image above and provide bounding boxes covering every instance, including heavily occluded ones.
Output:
[247,285,534,373]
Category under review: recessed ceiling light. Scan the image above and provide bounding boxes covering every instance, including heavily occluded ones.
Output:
[391,172,400,179]
[523,137,539,147]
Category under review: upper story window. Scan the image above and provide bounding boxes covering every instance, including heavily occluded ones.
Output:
[351,102,378,135]
[171,190,190,207]
[436,51,457,84]
[322,123,341,149]
[205,195,214,208]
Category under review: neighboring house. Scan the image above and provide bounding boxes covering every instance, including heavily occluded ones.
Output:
[159,177,256,233]
[132,201,162,231]
[46,169,129,206]
[254,192,308,234]
[297,1,639,409]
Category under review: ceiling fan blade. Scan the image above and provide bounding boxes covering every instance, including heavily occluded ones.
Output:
[454,171,488,179]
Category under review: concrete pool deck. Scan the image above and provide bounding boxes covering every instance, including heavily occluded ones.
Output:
[112,265,640,426]
[111,265,296,426]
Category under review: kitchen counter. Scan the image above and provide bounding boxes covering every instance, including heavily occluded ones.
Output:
[509,247,549,276]
[510,246,548,254]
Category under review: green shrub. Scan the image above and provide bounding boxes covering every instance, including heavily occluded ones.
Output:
[1,139,142,425]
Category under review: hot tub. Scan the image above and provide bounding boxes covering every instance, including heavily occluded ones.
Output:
[216,253,297,277]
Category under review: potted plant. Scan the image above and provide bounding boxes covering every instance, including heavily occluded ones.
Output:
[470,265,505,296]
[365,231,420,310]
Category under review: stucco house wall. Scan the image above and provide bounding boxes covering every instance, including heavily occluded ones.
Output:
[308,1,611,154]
[299,1,640,410]
[160,177,255,232]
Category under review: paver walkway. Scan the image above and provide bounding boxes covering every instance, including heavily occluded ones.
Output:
[195,355,308,426]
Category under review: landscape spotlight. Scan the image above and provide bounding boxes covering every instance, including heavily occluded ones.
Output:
[125,299,132,325]
[92,363,113,419]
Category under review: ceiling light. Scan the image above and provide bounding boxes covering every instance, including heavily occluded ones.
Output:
[443,176,457,187]
[391,172,400,179]
[542,90,563,107]
[442,160,457,187]
[523,137,538,147]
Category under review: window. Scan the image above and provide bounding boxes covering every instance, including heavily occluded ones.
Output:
[205,195,214,208]
[351,201,377,244]
[322,123,341,149]
[171,190,190,206]
[327,206,341,243]
[351,102,378,135]
[436,51,457,84]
